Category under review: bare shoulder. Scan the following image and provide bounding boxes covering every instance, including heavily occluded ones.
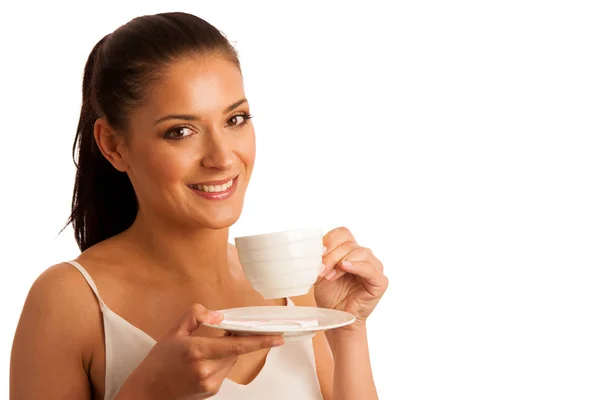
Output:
[30,262,88,293]
[10,262,101,398]
[29,262,99,307]
[15,261,101,349]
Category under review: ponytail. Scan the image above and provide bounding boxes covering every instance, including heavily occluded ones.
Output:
[67,35,137,251]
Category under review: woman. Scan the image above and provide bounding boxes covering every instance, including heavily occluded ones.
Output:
[10,12,388,400]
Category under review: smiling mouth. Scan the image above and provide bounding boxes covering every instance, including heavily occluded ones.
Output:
[188,178,235,193]
[187,175,239,199]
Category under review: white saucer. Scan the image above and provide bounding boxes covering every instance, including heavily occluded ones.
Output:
[203,306,356,341]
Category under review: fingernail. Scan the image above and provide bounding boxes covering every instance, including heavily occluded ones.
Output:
[342,260,352,268]
[322,246,327,255]
[319,263,326,276]
[209,310,223,317]
[325,269,336,281]
[272,338,285,347]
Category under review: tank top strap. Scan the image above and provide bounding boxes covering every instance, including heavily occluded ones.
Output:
[66,260,108,312]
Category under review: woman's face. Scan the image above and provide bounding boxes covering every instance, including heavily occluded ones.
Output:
[120,55,255,230]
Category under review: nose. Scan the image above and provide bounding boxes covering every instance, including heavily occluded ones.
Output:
[200,130,234,170]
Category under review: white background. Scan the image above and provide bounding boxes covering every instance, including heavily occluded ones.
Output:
[1,1,599,399]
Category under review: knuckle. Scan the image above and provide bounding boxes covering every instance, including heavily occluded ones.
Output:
[346,240,360,250]
[337,226,351,235]
[358,247,372,257]
[204,378,223,396]
[195,363,213,381]
[382,275,390,289]
[184,343,204,361]
[230,344,245,356]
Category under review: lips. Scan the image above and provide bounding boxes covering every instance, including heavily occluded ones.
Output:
[187,175,239,200]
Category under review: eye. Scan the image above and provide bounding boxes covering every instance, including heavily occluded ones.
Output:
[165,126,194,140]
[226,113,252,127]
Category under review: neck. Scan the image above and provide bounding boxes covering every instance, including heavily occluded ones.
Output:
[122,210,231,283]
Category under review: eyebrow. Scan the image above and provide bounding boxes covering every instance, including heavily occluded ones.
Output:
[224,98,248,114]
[153,98,248,126]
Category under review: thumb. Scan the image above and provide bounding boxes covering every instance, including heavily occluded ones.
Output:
[169,303,224,337]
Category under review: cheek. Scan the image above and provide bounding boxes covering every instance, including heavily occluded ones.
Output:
[131,144,197,190]
[237,130,256,168]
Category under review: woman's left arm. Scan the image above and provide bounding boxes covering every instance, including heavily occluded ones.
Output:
[325,316,378,398]
[293,293,379,400]
[314,226,389,400]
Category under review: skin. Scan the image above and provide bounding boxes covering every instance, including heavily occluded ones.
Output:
[10,54,388,400]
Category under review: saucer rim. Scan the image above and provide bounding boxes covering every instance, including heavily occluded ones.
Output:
[202,305,356,333]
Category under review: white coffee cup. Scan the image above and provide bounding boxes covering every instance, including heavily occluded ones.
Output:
[234,229,324,299]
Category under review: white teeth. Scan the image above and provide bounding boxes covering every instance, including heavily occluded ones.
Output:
[192,179,235,193]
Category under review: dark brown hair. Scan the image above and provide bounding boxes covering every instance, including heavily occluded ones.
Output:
[66,12,240,251]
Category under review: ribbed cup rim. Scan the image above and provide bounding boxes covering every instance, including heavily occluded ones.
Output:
[234,228,323,250]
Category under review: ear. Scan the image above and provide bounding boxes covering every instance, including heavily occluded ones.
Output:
[94,118,129,172]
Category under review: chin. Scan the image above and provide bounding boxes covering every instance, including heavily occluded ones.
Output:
[178,182,248,230]
[193,208,243,230]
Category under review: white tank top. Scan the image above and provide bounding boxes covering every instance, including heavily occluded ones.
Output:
[67,260,323,400]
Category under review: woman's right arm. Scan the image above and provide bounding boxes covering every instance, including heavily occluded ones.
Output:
[11,264,285,400]
[10,264,97,399]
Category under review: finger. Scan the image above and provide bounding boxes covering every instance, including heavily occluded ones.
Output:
[338,260,389,295]
[327,261,354,282]
[169,303,224,337]
[190,357,236,395]
[319,240,360,280]
[355,248,384,272]
[200,356,238,382]
[330,247,382,282]
[200,334,285,360]
[322,227,356,255]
